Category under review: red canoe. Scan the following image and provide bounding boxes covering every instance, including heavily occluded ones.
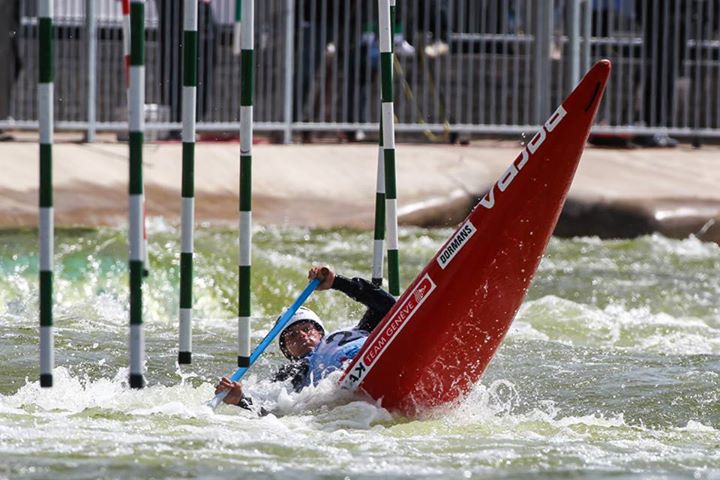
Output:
[339,60,612,416]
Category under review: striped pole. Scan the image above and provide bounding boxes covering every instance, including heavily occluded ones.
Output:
[129,0,146,389]
[179,0,198,365]
[121,0,149,277]
[233,0,242,56]
[379,0,400,296]
[371,122,385,287]
[238,0,254,368]
[38,0,54,388]
[121,0,130,85]
[372,4,401,288]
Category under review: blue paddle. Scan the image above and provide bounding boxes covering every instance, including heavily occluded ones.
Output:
[208,277,321,409]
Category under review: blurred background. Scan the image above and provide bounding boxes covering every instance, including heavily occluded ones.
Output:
[0,0,718,145]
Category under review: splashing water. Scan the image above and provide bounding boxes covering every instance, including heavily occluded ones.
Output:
[0,226,719,479]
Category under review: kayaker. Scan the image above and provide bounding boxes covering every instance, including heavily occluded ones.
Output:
[214,265,396,409]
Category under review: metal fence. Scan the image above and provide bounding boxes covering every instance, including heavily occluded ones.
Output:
[2,0,719,141]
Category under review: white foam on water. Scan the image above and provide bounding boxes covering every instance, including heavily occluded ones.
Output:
[646,234,720,259]
[144,216,176,235]
[512,295,720,354]
[1,364,719,478]
[2,367,214,417]
[423,380,720,476]
[680,420,717,433]
[2,229,719,478]
[215,370,392,430]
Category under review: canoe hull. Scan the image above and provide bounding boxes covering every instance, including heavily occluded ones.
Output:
[340,60,612,416]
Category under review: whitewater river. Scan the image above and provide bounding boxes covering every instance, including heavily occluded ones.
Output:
[1,225,719,479]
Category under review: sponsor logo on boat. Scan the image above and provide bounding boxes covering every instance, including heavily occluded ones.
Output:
[436,221,476,269]
[341,274,436,389]
[479,104,568,210]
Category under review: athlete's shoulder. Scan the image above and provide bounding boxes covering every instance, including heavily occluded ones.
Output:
[323,327,369,346]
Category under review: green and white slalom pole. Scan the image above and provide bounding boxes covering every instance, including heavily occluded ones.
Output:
[379,0,400,296]
[238,0,254,369]
[121,0,149,277]
[371,121,385,287]
[233,0,242,55]
[38,0,54,388]
[372,5,399,288]
[128,0,146,389]
[179,0,198,365]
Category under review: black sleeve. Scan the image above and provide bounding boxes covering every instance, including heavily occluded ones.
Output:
[272,361,309,393]
[236,396,254,410]
[234,396,271,417]
[331,275,396,333]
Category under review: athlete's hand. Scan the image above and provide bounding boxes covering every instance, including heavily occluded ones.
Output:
[309,265,335,291]
[215,376,245,405]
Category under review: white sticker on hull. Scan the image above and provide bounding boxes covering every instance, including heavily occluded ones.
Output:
[341,274,437,390]
[436,221,477,269]
[479,104,568,210]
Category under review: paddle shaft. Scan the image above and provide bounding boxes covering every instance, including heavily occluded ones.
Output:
[209,277,321,409]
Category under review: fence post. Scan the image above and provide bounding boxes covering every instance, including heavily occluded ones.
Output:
[567,0,581,88]
[582,0,592,73]
[282,0,295,144]
[85,0,97,143]
[533,0,553,124]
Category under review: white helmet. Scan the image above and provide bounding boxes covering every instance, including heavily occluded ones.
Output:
[277,307,325,359]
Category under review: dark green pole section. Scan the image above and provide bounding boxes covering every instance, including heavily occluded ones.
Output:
[39,22,53,83]
[128,0,145,389]
[240,156,252,213]
[39,1,54,388]
[240,51,255,106]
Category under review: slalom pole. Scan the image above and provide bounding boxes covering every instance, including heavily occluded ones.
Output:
[379,0,400,296]
[372,3,401,288]
[128,0,146,389]
[121,0,149,277]
[238,0,255,369]
[121,0,130,86]
[371,121,385,287]
[209,278,321,409]
[233,0,242,56]
[178,0,198,365]
[38,0,54,388]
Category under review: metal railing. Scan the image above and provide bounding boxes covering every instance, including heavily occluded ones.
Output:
[2,0,719,141]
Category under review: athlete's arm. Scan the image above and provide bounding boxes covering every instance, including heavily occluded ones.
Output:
[214,377,253,408]
[331,275,396,332]
[308,265,396,330]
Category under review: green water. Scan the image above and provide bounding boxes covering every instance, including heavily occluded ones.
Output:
[1,224,719,479]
